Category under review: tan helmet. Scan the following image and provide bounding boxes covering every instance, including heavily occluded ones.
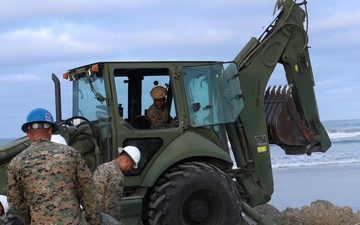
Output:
[150,86,167,99]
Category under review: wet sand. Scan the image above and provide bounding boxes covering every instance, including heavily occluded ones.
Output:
[269,163,360,212]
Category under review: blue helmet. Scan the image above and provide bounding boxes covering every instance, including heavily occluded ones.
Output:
[21,108,59,133]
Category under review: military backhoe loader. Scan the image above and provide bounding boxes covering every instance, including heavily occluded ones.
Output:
[0,0,331,224]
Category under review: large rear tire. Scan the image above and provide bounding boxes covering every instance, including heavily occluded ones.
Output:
[148,162,242,225]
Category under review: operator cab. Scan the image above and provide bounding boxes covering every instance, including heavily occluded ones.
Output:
[113,68,178,130]
[62,61,244,172]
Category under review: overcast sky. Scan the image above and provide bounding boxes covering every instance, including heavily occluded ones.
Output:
[0,0,359,138]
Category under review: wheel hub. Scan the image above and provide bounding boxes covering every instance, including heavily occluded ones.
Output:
[188,200,209,222]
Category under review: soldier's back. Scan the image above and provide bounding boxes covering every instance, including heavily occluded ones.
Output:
[8,139,88,224]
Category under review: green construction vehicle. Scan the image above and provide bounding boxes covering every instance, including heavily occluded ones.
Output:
[0,0,331,224]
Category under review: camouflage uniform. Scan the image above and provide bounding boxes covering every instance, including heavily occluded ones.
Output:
[6,138,101,225]
[93,160,124,221]
[146,104,176,127]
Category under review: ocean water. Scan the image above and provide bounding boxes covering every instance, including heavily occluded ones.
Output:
[1,119,360,169]
[269,119,360,211]
[0,137,19,146]
[270,119,360,168]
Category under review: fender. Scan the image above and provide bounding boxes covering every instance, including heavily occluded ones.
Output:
[141,130,233,186]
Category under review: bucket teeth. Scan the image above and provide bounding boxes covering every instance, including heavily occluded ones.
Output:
[271,85,277,94]
[265,84,317,155]
[266,84,293,94]
[265,86,271,95]
[275,85,281,94]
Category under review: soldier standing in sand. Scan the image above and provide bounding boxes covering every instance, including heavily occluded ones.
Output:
[6,108,101,224]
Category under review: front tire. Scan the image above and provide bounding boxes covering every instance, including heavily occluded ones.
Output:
[148,162,242,225]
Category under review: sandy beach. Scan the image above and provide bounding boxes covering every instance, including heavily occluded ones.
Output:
[269,163,360,212]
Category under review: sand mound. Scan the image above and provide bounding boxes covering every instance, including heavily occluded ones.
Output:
[252,200,360,225]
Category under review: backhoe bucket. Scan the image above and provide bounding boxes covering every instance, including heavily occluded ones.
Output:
[265,85,319,155]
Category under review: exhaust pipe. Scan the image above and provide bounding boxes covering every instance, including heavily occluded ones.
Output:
[52,73,62,124]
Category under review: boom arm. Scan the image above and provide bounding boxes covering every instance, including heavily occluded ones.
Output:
[228,0,331,207]
[234,0,330,155]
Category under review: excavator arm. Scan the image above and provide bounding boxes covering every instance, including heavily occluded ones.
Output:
[233,0,331,156]
[226,0,331,212]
